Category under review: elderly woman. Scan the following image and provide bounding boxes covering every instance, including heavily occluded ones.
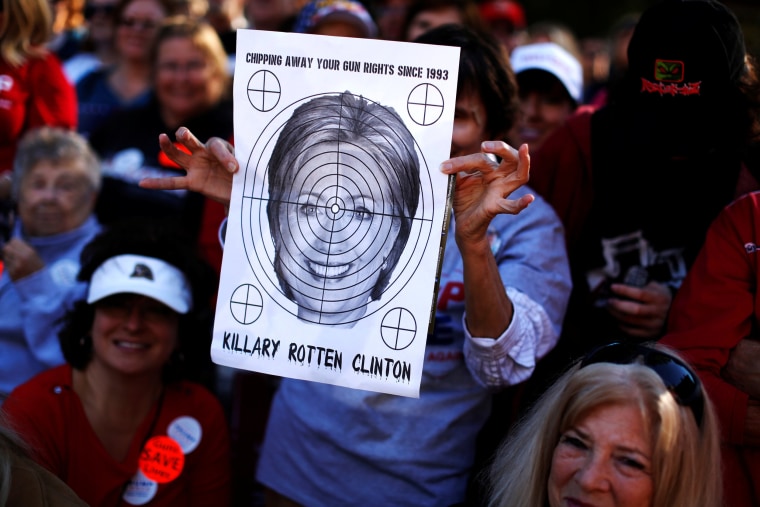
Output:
[88,15,232,270]
[266,92,420,326]
[488,342,722,507]
[0,127,101,402]
[2,219,231,507]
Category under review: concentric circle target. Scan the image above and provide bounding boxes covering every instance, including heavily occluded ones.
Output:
[240,92,435,326]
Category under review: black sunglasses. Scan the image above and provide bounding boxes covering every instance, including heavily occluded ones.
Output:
[580,342,704,428]
[84,4,116,19]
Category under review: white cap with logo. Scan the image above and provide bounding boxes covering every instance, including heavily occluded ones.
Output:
[511,42,584,102]
[87,254,193,314]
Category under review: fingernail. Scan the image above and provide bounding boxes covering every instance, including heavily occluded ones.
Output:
[177,127,187,137]
[228,162,237,172]
[440,161,452,172]
[482,141,496,151]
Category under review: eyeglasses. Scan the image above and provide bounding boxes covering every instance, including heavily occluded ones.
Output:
[118,17,160,30]
[580,342,705,428]
[84,3,116,20]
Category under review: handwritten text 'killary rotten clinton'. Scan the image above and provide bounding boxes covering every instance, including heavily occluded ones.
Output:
[221,332,411,382]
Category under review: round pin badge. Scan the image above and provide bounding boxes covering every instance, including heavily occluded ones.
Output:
[122,470,158,505]
[139,435,185,484]
[167,416,202,454]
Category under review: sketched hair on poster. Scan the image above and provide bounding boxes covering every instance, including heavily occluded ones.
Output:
[266,91,421,326]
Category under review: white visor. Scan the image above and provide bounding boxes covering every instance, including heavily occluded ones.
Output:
[511,42,584,102]
[87,254,192,314]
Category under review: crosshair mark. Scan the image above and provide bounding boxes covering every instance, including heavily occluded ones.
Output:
[247,70,281,112]
[407,83,444,126]
[381,308,417,350]
[230,284,263,324]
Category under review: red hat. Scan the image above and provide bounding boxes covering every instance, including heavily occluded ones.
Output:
[478,0,526,30]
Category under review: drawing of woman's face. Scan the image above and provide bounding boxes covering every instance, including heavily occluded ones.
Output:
[274,142,401,325]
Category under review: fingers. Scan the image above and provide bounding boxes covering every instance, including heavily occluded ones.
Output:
[158,133,193,169]
[175,126,205,151]
[481,140,520,161]
[440,141,530,181]
[207,138,239,174]
[440,152,496,176]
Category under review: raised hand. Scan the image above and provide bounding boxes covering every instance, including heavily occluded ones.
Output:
[440,141,533,251]
[139,127,239,208]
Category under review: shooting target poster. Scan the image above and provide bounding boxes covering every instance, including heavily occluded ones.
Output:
[213,29,459,397]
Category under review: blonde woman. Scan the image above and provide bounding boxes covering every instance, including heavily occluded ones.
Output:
[0,411,87,506]
[0,0,77,174]
[487,342,722,507]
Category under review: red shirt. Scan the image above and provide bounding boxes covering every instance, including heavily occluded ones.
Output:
[662,191,760,507]
[0,52,77,172]
[3,365,231,507]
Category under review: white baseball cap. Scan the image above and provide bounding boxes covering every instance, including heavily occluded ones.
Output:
[87,254,193,314]
[511,42,584,102]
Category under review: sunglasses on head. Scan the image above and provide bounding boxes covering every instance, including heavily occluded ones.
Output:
[580,342,704,428]
[84,3,116,19]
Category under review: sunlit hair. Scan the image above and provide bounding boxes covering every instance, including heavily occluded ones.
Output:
[0,411,30,506]
[267,92,421,301]
[0,0,52,67]
[150,15,230,101]
[413,24,518,141]
[487,344,721,507]
[52,0,86,33]
[12,127,102,200]
[526,21,582,62]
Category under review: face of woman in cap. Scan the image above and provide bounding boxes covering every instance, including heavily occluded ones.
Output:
[90,294,180,377]
[512,72,575,152]
[274,142,401,324]
[547,402,654,507]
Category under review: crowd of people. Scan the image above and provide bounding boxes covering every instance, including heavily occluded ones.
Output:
[0,0,759,505]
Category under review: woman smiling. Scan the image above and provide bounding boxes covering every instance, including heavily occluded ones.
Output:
[88,17,232,269]
[2,219,231,507]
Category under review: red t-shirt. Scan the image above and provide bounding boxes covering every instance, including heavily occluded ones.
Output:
[3,365,231,507]
[0,52,77,172]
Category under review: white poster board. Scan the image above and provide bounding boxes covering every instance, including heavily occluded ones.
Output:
[212,29,459,397]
